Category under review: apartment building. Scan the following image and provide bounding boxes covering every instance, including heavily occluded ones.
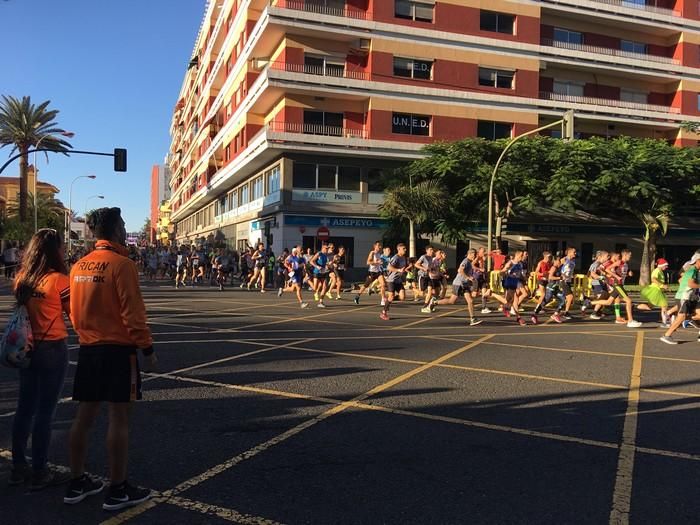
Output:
[167,0,700,267]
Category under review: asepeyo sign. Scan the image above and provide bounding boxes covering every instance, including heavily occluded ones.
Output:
[292,190,361,203]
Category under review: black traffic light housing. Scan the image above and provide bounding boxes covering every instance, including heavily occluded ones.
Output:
[114,148,127,172]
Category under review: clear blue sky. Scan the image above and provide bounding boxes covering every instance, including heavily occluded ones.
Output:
[1,0,205,231]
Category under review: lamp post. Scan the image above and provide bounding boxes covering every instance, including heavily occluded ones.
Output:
[84,195,104,241]
[67,175,96,254]
[33,130,74,232]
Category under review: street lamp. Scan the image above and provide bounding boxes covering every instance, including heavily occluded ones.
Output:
[34,130,74,233]
[84,195,104,240]
[67,174,96,254]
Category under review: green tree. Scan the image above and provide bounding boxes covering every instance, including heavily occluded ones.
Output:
[0,96,72,222]
[4,192,67,242]
[379,179,446,257]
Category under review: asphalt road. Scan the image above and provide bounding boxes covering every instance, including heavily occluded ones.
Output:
[0,282,699,525]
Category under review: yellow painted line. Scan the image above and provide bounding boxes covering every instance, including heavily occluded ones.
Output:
[165,495,285,525]
[640,388,700,398]
[644,354,700,365]
[609,331,644,525]
[482,340,634,359]
[393,307,464,330]
[104,335,491,524]
[635,446,700,462]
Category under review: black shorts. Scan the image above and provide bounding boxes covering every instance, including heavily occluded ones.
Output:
[335,269,345,279]
[561,280,573,296]
[538,278,548,287]
[387,281,404,293]
[428,278,442,290]
[418,275,430,292]
[315,272,329,282]
[678,299,698,315]
[73,345,142,403]
[610,285,629,300]
[364,272,381,286]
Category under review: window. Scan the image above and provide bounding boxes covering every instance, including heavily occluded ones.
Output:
[553,28,583,45]
[304,54,345,77]
[338,166,361,191]
[392,113,431,136]
[477,121,513,140]
[219,196,227,214]
[480,11,515,34]
[240,184,249,205]
[252,176,264,200]
[303,110,344,136]
[266,165,280,193]
[317,165,337,190]
[553,80,584,97]
[621,40,647,55]
[229,190,237,210]
[395,0,434,22]
[620,89,648,104]
[293,163,316,188]
[478,67,514,89]
[393,57,433,80]
[367,169,384,192]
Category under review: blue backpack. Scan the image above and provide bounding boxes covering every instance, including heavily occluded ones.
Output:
[0,304,34,369]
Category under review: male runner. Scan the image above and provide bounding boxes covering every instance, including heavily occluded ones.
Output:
[354,241,384,304]
[380,243,411,320]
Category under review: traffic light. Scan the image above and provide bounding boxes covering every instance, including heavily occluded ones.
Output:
[563,110,575,141]
[114,148,127,172]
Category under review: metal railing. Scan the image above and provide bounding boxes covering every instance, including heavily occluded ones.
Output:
[270,0,369,19]
[540,91,680,113]
[541,38,680,65]
[267,121,368,139]
[540,0,680,17]
[269,61,370,81]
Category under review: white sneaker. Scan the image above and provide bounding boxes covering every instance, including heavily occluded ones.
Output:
[300,302,309,309]
[660,335,678,345]
[420,306,432,314]
[380,298,386,307]
[627,320,643,328]
[277,288,283,297]
[317,303,326,308]
[481,308,492,314]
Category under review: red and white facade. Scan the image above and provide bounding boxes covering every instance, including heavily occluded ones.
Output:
[168,0,700,265]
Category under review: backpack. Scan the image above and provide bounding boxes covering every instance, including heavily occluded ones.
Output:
[0,304,34,369]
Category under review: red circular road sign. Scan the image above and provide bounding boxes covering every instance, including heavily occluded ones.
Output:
[317,226,330,240]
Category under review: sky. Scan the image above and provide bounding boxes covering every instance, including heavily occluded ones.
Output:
[0,0,206,231]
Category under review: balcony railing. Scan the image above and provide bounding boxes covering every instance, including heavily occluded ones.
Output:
[269,61,370,81]
[540,0,680,18]
[541,38,680,65]
[267,121,368,139]
[540,91,680,114]
[270,0,368,20]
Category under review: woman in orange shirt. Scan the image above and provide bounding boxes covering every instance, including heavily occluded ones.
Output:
[10,229,71,490]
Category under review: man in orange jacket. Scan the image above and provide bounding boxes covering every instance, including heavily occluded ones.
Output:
[64,207,157,511]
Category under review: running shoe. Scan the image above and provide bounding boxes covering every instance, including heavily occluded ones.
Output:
[239,283,245,288]
[550,313,562,324]
[300,302,309,309]
[335,295,341,300]
[325,292,333,299]
[627,320,643,328]
[510,307,518,316]
[379,311,389,321]
[64,475,106,505]
[420,306,432,314]
[30,468,71,492]
[102,481,152,511]
[380,298,386,307]
[530,315,539,325]
[260,289,266,294]
[660,335,678,345]
[481,307,492,314]
[615,318,627,325]
[429,297,438,312]
[502,306,511,318]
[219,284,224,291]
[314,293,320,301]
[589,313,602,320]
[682,320,698,329]
[277,288,283,297]
[317,303,326,308]
[368,288,374,296]
[517,317,526,326]
[353,295,360,305]
[561,313,573,321]
[469,318,483,326]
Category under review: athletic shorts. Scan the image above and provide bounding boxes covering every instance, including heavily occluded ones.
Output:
[591,280,608,295]
[364,272,381,286]
[387,281,404,293]
[335,269,345,279]
[453,284,472,296]
[678,299,698,315]
[428,278,442,290]
[610,285,629,300]
[290,270,303,284]
[561,280,573,296]
[538,278,548,287]
[315,272,329,282]
[503,277,519,291]
[256,263,265,269]
[73,345,142,402]
[418,275,430,292]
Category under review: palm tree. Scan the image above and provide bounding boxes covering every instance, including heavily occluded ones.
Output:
[0,96,72,222]
[379,179,446,258]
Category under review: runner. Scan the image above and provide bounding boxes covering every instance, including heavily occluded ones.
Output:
[414,245,434,305]
[380,243,411,321]
[175,246,188,289]
[660,252,700,344]
[278,246,308,309]
[592,249,642,327]
[640,258,671,325]
[66,207,156,510]
[330,245,347,300]
[354,241,384,305]
[532,251,553,318]
[247,243,267,292]
[558,247,577,320]
[213,248,230,291]
[10,229,72,490]
[310,243,331,308]
[432,248,483,326]
[500,250,527,326]
[475,247,492,313]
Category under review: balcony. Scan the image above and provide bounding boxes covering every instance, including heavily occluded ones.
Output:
[539,0,680,18]
[540,91,680,114]
[267,120,368,139]
[541,38,680,65]
[270,0,369,20]
[269,60,370,81]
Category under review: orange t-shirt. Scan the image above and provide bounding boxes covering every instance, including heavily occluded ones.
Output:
[16,272,70,341]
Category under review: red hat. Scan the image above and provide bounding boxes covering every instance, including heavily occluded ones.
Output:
[656,258,669,267]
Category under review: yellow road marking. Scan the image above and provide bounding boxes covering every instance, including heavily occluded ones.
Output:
[102,335,491,524]
[165,496,284,525]
[609,331,644,525]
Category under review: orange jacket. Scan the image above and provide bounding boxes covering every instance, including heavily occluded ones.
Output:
[70,240,152,349]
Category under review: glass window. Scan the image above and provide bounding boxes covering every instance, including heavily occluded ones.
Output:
[478,67,514,89]
[303,110,343,136]
[393,57,432,79]
[240,184,249,205]
[621,40,647,55]
[252,177,264,200]
[304,55,324,74]
[219,196,227,214]
[480,11,515,34]
[367,169,384,192]
[293,163,316,189]
[393,57,413,78]
[318,165,337,190]
[477,120,513,140]
[395,0,434,22]
[338,166,361,191]
[553,80,584,97]
[392,113,431,136]
[229,190,237,209]
[266,165,280,193]
[553,28,583,45]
